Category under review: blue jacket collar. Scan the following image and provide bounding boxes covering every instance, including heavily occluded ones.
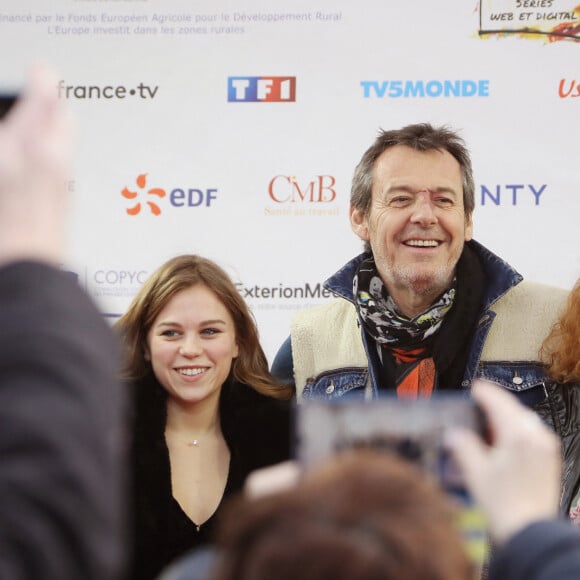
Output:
[324,239,523,311]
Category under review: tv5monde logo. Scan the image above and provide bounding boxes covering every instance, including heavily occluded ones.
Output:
[120,173,218,216]
[228,76,296,102]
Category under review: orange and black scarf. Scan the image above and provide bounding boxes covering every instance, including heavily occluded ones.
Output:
[353,247,484,399]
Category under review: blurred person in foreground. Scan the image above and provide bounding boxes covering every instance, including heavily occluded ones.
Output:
[0,67,125,578]
[167,450,475,580]
[214,449,474,580]
[162,380,580,580]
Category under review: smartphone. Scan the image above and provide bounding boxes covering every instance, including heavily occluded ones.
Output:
[0,94,19,119]
[294,393,486,497]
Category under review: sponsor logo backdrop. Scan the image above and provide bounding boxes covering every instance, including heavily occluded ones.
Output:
[1,0,579,362]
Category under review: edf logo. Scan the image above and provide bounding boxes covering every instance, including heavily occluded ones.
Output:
[228,77,296,102]
[121,173,218,217]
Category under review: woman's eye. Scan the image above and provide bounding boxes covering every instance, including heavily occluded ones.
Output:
[160,329,179,338]
[201,328,220,336]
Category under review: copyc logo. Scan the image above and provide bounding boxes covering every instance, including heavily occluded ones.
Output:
[121,173,166,216]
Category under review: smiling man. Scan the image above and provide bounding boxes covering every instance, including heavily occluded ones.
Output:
[271,123,580,516]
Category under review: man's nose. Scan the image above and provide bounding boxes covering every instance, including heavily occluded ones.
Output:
[410,191,437,226]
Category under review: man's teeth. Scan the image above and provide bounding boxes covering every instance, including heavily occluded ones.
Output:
[178,368,206,376]
[406,240,438,247]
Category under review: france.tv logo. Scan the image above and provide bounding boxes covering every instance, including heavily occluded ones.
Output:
[228,76,296,102]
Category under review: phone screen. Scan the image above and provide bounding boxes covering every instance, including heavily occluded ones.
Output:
[294,393,485,496]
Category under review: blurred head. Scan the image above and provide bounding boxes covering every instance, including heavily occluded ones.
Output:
[349,124,474,311]
[214,450,473,580]
[116,255,288,398]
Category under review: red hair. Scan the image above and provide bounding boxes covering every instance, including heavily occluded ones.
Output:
[214,451,474,580]
[542,282,580,383]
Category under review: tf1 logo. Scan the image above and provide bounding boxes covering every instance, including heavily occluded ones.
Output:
[228,76,296,102]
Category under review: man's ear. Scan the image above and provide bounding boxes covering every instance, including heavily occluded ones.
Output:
[350,206,370,241]
[464,212,474,241]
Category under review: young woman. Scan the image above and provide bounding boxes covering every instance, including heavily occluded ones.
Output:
[115,255,292,580]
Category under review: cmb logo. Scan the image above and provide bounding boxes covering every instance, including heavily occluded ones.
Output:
[268,175,336,203]
[120,172,218,216]
[228,76,296,102]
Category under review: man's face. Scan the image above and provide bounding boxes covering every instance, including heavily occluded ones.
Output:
[350,145,473,315]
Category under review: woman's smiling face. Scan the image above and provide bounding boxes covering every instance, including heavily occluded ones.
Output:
[146,284,239,407]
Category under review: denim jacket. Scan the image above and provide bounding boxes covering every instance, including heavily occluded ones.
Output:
[272,240,580,513]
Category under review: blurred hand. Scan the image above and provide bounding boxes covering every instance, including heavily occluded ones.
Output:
[0,65,73,266]
[244,460,301,499]
[447,379,562,545]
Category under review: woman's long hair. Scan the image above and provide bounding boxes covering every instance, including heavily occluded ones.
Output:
[541,281,580,383]
[115,254,291,399]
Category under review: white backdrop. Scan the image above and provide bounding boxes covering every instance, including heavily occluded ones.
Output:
[1,0,579,362]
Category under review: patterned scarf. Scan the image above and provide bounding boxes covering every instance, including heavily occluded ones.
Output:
[353,256,456,398]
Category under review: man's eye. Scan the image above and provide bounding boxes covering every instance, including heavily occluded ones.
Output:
[435,197,453,205]
[389,196,411,206]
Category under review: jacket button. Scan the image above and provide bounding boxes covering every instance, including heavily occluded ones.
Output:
[512,376,523,385]
[325,380,335,394]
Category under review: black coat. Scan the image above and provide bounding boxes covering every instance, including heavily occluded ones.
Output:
[0,262,125,580]
[489,520,580,580]
[129,374,291,580]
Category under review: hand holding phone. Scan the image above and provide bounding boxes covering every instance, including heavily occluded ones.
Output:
[294,394,486,497]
